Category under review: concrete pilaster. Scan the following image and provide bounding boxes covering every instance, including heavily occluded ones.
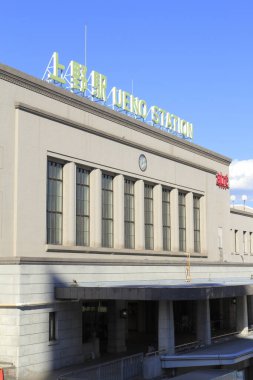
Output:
[153,184,163,251]
[63,162,76,246]
[219,299,225,330]
[228,298,237,330]
[107,301,127,353]
[236,296,248,335]
[134,180,145,250]
[158,300,175,354]
[186,192,194,254]
[138,302,146,333]
[90,169,102,247]
[197,299,211,345]
[170,189,179,253]
[113,175,124,249]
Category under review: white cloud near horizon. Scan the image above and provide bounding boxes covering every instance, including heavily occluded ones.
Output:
[229,159,253,190]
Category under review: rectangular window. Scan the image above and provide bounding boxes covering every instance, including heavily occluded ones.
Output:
[144,184,154,250]
[218,227,223,249]
[76,167,90,246]
[234,230,238,253]
[162,188,171,251]
[243,231,247,254]
[250,232,253,255]
[193,195,201,253]
[47,161,63,244]
[49,312,56,341]
[124,179,135,249]
[102,174,113,248]
[179,192,186,252]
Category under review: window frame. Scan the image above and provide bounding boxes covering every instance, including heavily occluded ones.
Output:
[76,167,90,246]
[102,173,114,248]
[162,187,171,251]
[49,311,57,342]
[178,191,186,252]
[124,179,135,249]
[193,195,201,253]
[144,183,154,250]
[47,160,64,245]
[234,229,238,253]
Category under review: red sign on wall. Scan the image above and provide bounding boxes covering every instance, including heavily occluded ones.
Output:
[216,172,229,189]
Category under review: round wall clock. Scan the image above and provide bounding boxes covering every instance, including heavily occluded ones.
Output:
[139,154,147,172]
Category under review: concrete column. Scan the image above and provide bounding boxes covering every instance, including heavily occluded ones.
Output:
[196,300,211,345]
[248,296,253,327]
[154,184,163,251]
[107,301,127,353]
[138,302,146,333]
[63,162,76,246]
[186,192,194,254]
[228,298,237,330]
[236,296,248,335]
[170,189,179,253]
[135,180,145,250]
[90,169,102,247]
[158,300,175,354]
[247,359,253,378]
[113,175,124,249]
[219,299,225,330]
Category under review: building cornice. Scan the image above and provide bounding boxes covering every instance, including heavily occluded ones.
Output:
[0,256,252,267]
[230,208,253,218]
[0,63,231,166]
[16,102,219,175]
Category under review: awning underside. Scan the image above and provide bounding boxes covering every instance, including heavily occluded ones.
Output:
[55,282,253,301]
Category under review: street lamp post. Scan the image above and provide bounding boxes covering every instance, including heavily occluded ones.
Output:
[230,195,236,208]
[242,195,247,211]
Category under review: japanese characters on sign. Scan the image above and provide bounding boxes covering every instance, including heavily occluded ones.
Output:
[216,172,229,190]
[43,52,193,140]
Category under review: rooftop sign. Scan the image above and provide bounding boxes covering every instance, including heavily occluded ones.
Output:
[43,52,193,140]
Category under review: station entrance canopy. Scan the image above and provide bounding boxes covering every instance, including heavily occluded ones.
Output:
[55,282,253,301]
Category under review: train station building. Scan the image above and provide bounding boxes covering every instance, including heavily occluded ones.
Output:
[0,60,253,379]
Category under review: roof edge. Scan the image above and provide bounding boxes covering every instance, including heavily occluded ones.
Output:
[0,63,231,166]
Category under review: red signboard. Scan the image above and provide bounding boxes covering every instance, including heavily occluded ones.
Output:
[216,172,229,189]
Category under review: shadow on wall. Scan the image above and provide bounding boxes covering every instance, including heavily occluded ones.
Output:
[16,270,85,380]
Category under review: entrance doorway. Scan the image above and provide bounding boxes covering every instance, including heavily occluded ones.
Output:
[174,300,197,346]
[127,301,158,353]
[82,301,108,354]
[82,300,159,356]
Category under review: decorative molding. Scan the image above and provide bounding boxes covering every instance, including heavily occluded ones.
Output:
[0,63,231,166]
[0,256,253,267]
[16,102,219,175]
[230,209,253,218]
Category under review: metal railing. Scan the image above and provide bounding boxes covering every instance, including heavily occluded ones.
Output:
[175,340,203,353]
[173,332,241,353]
[58,352,144,380]
[173,330,247,354]
[145,349,166,357]
[211,330,241,343]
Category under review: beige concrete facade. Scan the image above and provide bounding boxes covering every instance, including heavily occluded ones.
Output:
[0,64,253,379]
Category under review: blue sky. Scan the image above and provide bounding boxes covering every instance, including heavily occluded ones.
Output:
[1,0,253,205]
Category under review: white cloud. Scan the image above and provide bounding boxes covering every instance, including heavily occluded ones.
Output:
[229,159,253,190]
